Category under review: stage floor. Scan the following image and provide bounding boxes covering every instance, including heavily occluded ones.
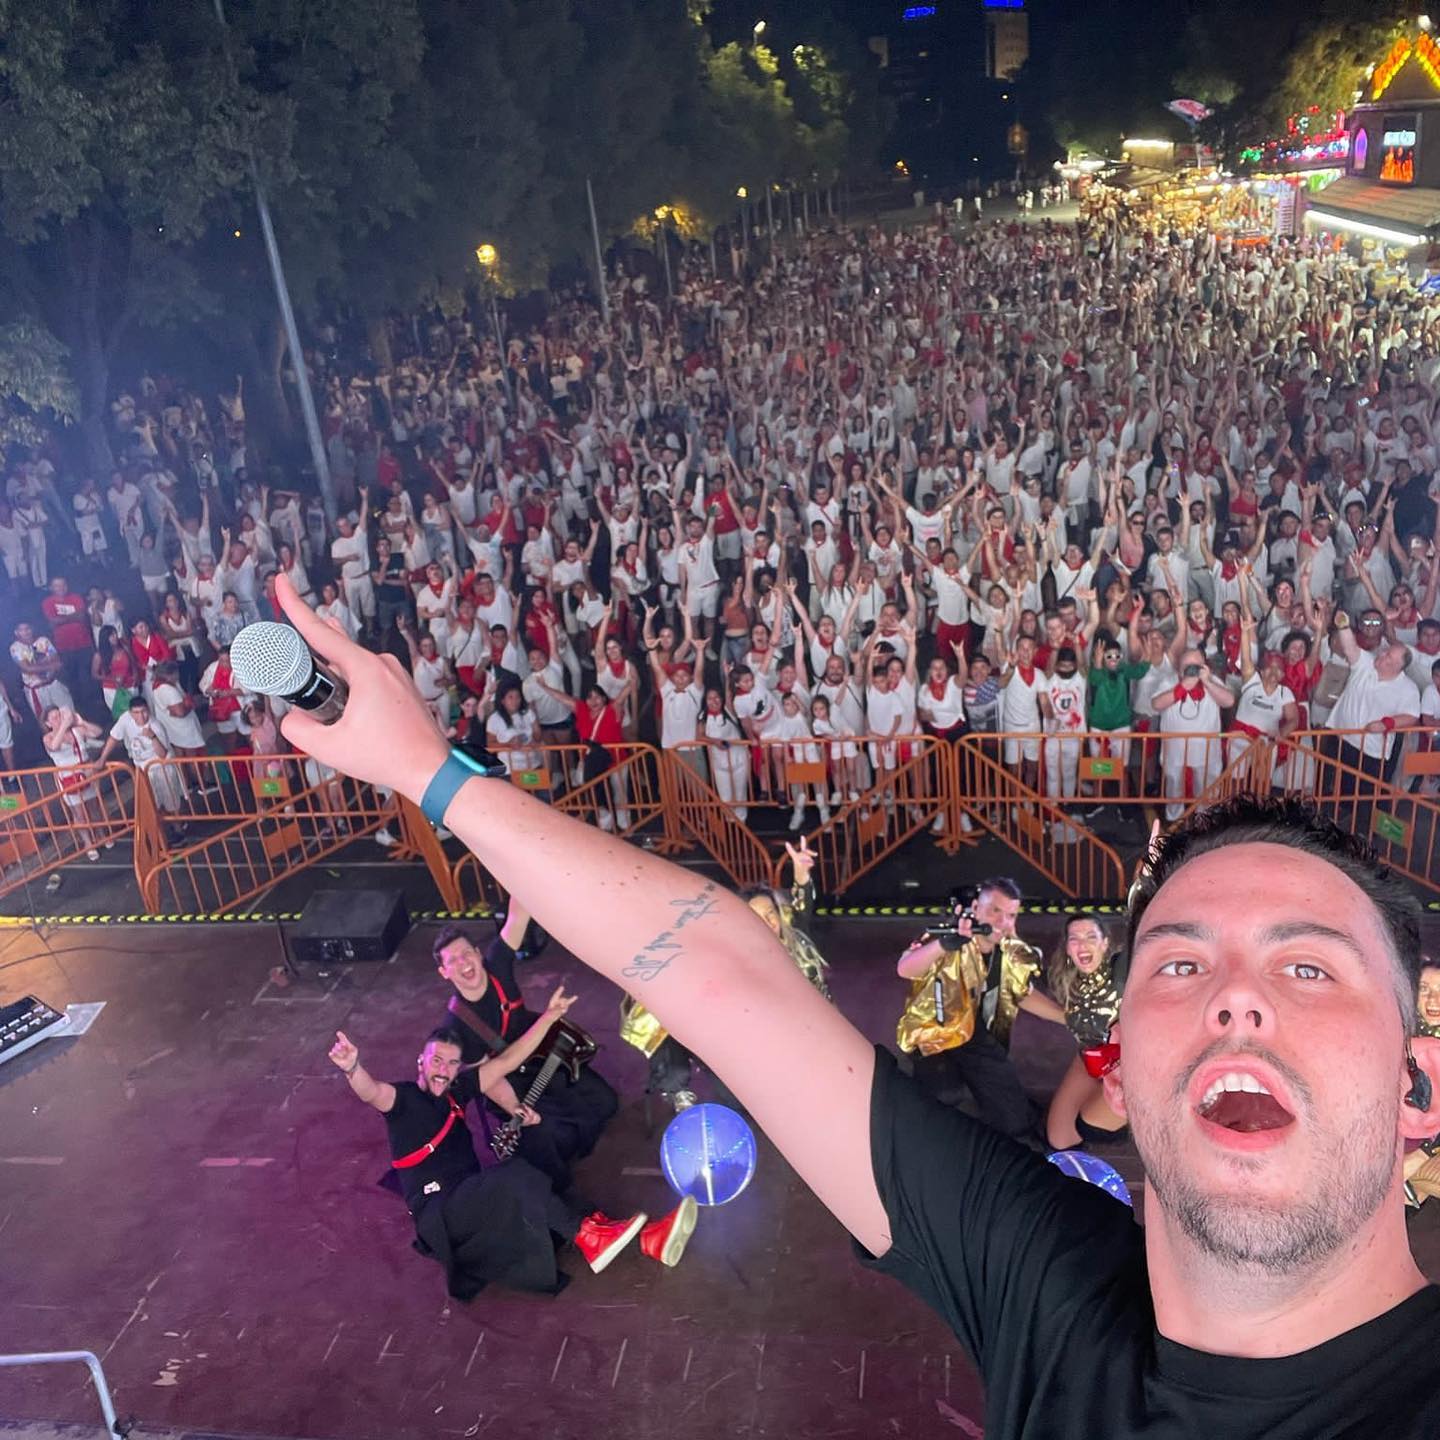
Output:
[2,912,1439,1440]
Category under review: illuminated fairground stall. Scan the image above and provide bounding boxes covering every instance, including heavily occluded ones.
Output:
[1305,25,1440,274]
[1236,109,1348,239]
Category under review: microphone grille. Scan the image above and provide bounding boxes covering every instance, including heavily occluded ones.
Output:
[230,622,312,697]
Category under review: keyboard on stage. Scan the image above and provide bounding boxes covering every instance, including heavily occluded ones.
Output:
[0,995,66,1068]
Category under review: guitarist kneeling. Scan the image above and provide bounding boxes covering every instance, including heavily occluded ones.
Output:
[435,901,619,1194]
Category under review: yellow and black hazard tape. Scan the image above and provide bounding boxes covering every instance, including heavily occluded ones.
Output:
[2,898,1437,927]
[814,899,1440,918]
[0,907,498,927]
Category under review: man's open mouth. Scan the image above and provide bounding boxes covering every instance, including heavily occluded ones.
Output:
[1196,1072,1296,1133]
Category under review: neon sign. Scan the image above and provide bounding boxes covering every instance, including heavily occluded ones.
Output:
[1380,113,1417,184]
[1372,31,1440,98]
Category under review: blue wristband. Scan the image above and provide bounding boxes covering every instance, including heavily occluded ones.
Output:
[419,748,506,827]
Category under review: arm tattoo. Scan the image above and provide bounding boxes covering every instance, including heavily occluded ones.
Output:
[622,883,722,983]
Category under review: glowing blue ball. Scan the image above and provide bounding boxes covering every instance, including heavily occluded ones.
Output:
[660,1103,758,1206]
[1046,1149,1133,1208]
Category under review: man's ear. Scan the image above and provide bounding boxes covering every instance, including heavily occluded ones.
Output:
[1401,1034,1440,1143]
[1101,1020,1127,1120]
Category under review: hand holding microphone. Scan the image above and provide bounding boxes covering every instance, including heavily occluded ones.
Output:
[230,621,350,724]
[252,576,453,802]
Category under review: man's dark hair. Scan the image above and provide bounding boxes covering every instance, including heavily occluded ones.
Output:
[1127,794,1423,1030]
[979,876,1023,904]
[425,1024,466,1052]
[432,924,471,965]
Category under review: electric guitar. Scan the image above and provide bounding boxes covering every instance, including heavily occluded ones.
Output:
[489,1019,596,1159]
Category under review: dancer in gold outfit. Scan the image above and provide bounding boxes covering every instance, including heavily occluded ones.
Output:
[1044,915,1129,1150]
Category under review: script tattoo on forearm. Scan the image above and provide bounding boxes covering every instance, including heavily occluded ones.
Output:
[622,883,722,983]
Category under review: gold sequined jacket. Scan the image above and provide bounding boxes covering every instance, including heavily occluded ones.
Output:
[1064,962,1124,1049]
[896,935,1042,1056]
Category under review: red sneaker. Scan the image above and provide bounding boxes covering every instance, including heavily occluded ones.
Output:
[639,1195,698,1267]
[574,1211,648,1273]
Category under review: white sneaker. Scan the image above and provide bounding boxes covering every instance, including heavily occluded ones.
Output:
[818,804,831,824]
[616,809,631,830]
[598,811,615,832]
[789,805,805,831]
[931,814,946,835]
[848,789,860,802]
[436,825,453,841]
[829,790,841,805]
[373,827,398,848]
[960,812,975,834]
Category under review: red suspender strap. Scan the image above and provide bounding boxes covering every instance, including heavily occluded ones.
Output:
[487,973,524,1039]
[391,1094,464,1169]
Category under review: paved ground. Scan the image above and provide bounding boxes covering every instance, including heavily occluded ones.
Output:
[1,911,1439,1440]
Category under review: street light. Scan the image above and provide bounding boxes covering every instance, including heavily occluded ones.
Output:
[474,244,502,346]
[736,185,748,199]
[753,19,766,38]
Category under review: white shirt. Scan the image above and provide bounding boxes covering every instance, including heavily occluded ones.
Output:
[331,531,369,579]
[659,678,704,749]
[1236,676,1295,736]
[1001,666,1044,731]
[109,711,169,765]
[524,661,571,726]
[678,534,718,591]
[1327,649,1422,759]
[1039,671,1087,733]
[916,677,966,730]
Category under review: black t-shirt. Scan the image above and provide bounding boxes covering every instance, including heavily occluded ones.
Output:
[383,1081,480,1213]
[858,1046,1440,1438]
[446,936,540,1106]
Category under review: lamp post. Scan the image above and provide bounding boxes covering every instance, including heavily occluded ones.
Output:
[475,244,503,349]
[210,0,335,525]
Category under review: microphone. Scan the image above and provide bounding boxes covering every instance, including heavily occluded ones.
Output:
[230,621,348,724]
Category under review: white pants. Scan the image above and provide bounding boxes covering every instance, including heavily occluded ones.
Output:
[1089,729,1132,766]
[22,677,72,721]
[342,572,375,621]
[1160,734,1222,820]
[708,744,750,819]
[1044,734,1082,800]
[78,518,107,557]
[26,533,46,589]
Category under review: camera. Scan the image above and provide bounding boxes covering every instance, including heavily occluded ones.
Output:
[929,885,993,949]
[1182,664,1201,680]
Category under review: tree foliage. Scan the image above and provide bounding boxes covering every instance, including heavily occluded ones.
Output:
[0,0,885,469]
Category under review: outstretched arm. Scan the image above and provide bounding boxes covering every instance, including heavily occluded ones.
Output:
[274,572,890,1254]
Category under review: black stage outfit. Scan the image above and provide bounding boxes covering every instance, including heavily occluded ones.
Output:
[446,932,618,1192]
[859,1048,1440,1438]
[384,1081,584,1299]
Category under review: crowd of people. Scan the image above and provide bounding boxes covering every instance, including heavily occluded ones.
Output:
[4,196,1440,874]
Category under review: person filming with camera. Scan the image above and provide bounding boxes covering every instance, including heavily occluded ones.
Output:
[894,879,1065,1140]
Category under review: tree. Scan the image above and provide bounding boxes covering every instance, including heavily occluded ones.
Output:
[0,0,254,471]
[0,322,79,469]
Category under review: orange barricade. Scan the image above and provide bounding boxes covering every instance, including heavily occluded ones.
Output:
[661,746,777,891]
[0,763,135,904]
[1277,728,1440,896]
[786,734,964,895]
[132,753,398,914]
[954,737,1128,898]
[447,742,679,913]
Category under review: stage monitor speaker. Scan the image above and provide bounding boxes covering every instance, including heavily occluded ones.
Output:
[289,889,411,965]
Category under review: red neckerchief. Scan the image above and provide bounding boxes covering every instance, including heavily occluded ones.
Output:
[1017,665,1036,685]
[1284,658,1319,701]
[1221,625,1241,672]
[1174,682,1205,702]
[1220,560,1239,581]
[929,678,949,701]
[608,658,626,678]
